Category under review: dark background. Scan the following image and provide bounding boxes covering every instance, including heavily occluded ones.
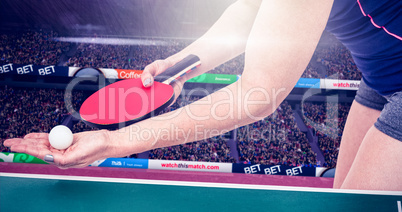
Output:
[0,0,236,38]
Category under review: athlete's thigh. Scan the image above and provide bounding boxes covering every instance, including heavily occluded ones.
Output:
[334,79,387,189]
[333,100,381,188]
[340,126,402,190]
[341,90,402,190]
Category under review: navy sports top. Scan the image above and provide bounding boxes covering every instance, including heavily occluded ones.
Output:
[325,0,402,96]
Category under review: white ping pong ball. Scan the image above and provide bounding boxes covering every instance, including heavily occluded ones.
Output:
[48,125,73,150]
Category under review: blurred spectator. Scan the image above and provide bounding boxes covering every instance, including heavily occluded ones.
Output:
[301,64,320,78]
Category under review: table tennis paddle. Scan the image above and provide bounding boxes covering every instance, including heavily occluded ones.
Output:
[79,55,201,129]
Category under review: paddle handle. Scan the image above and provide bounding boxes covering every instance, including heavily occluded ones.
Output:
[154,55,201,85]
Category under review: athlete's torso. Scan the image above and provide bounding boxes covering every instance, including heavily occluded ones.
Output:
[325,0,402,95]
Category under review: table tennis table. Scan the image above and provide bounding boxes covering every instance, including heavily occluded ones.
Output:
[1,163,401,212]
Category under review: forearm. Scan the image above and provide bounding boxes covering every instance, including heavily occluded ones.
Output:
[166,0,261,79]
[110,77,277,157]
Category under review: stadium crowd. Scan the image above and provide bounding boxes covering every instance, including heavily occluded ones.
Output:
[149,137,236,163]
[237,101,318,167]
[302,102,351,167]
[65,44,131,69]
[0,30,71,66]
[1,30,362,79]
[126,39,187,70]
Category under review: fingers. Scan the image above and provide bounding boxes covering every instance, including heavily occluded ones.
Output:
[45,139,86,168]
[40,145,79,168]
[169,79,186,106]
[4,138,25,152]
[24,144,52,159]
[141,63,156,87]
[3,138,22,148]
[24,133,49,139]
[51,147,89,169]
[5,138,52,159]
[5,136,59,165]
[141,59,173,87]
[6,136,50,147]
[43,152,68,167]
[4,138,47,150]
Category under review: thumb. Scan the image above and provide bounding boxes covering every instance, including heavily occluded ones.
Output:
[141,59,173,87]
[46,151,84,169]
[43,152,65,167]
[141,68,154,88]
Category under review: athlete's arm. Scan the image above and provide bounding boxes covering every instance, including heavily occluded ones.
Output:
[141,0,262,85]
